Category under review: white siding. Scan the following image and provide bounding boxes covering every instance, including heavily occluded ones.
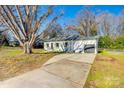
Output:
[44,39,98,54]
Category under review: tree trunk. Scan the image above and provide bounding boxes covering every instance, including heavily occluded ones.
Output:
[23,41,32,54]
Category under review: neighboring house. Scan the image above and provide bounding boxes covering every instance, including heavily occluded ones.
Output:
[44,36,99,54]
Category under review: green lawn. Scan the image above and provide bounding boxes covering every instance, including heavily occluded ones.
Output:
[84,50,124,88]
[0,46,58,81]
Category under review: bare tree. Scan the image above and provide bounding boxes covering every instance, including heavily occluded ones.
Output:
[0,5,63,54]
[99,11,124,39]
[34,22,64,48]
[42,22,63,39]
[98,11,120,38]
[118,9,124,36]
[66,6,99,37]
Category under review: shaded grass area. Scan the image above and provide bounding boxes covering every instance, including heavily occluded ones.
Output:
[84,50,124,88]
[0,47,58,81]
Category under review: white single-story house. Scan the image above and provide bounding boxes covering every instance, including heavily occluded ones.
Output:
[44,36,99,54]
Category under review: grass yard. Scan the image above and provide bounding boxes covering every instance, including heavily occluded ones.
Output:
[0,46,58,81]
[84,50,124,88]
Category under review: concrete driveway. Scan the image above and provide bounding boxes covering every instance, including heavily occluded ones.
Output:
[0,53,96,88]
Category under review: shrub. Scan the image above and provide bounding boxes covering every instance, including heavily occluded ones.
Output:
[114,35,124,49]
[98,35,114,48]
[98,35,124,49]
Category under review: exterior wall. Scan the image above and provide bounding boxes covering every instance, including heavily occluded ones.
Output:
[44,41,65,52]
[44,39,98,54]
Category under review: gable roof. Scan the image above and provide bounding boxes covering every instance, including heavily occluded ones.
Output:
[44,35,99,42]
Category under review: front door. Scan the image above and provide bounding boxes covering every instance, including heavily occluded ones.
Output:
[51,43,53,50]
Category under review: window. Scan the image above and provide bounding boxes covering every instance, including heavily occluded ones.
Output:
[65,42,68,47]
[46,43,49,47]
[56,43,59,47]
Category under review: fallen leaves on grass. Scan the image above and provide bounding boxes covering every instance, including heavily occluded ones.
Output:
[0,47,58,81]
[84,53,124,88]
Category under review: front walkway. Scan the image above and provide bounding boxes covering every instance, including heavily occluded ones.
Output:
[0,53,96,88]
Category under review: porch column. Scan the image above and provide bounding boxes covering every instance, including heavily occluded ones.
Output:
[82,44,85,53]
[94,42,98,54]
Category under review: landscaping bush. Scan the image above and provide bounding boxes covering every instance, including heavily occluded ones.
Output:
[114,35,124,49]
[98,35,124,49]
[98,35,114,48]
